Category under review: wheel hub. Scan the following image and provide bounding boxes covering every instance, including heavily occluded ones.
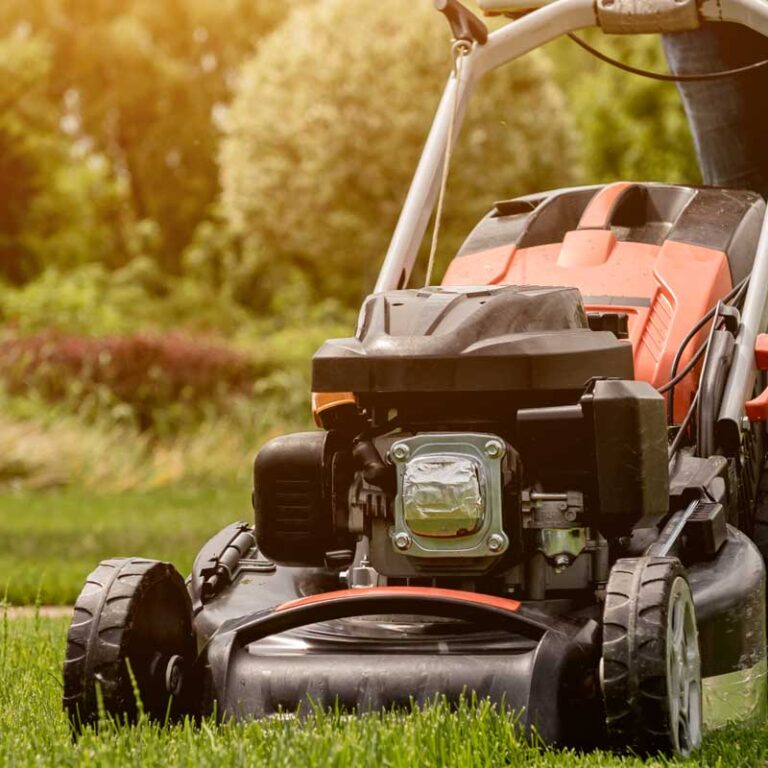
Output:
[667,576,702,755]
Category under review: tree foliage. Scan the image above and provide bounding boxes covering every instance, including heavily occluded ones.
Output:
[221,0,578,303]
[0,31,132,283]
[0,0,703,317]
[549,34,699,184]
[0,0,298,270]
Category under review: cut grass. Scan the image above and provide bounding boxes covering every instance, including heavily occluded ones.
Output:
[0,486,249,605]
[1,616,767,767]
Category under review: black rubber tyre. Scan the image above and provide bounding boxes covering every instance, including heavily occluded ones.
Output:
[602,556,702,756]
[63,558,196,733]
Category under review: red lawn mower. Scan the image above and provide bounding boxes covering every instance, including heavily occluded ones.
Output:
[64,0,768,755]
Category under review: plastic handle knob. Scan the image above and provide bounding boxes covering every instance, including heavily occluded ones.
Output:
[746,386,768,422]
[434,0,489,45]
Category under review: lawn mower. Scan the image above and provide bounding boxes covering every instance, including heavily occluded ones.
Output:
[63,0,768,755]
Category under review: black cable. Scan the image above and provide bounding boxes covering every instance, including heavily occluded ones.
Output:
[668,390,700,464]
[658,340,706,395]
[568,33,768,83]
[668,302,724,461]
[664,277,749,421]
[670,278,748,379]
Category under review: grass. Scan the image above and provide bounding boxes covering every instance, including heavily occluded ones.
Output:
[0,485,249,604]
[0,616,766,768]
[0,488,767,766]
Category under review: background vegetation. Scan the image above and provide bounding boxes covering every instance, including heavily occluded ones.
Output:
[0,0,698,492]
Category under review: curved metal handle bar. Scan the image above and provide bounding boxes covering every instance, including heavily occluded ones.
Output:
[226,587,561,649]
[375,0,768,294]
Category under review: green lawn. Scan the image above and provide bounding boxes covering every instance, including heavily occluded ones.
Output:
[1,490,767,765]
[0,616,764,767]
[0,486,249,604]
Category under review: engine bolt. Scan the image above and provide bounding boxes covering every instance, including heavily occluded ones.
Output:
[393,532,412,551]
[564,509,577,522]
[553,553,573,574]
[391,444,410,462]
[487,534,506,553]
[484,440,505,459]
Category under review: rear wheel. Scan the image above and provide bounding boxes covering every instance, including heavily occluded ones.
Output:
[63,558,196,734]
[602,556,702,756]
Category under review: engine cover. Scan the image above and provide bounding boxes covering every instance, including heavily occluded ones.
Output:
[312,285,633,396]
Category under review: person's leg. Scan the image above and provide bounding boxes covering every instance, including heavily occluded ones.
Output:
[663,23,768,196]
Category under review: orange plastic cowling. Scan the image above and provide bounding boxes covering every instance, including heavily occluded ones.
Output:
[443,236,733,417]
[755,334,768,371]
[746,389,768,423]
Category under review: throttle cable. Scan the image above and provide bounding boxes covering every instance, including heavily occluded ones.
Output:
[569,33,768,83]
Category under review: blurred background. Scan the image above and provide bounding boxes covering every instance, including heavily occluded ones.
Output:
[0,0,698,603]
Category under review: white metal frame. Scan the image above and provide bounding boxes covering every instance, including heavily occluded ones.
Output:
[374,0,768,441]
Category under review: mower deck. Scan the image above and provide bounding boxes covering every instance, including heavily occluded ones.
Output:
[186,523,766,743]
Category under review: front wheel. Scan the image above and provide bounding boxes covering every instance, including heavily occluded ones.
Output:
[62,558,197,734]
[602,556,702,756]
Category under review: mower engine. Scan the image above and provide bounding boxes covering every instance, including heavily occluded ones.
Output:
[254,285,669,598]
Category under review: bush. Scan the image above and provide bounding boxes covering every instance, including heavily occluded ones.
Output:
[0,31,136,283]
[0,331,260,432]
[221,0,577,305]
[548,34,698,184]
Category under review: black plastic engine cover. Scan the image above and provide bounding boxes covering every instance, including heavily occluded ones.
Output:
[312,286,634,395]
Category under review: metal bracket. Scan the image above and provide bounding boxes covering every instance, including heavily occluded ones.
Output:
[435,0,489,45]
[597,0,700,34]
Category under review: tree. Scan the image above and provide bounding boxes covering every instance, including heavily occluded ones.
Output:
[0,29,130,283]
[221,0,577,305]
[548,33,699,185]
[0,1,300,271]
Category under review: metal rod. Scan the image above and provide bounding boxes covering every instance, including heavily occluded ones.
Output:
[648,501,699,558]
[374,0,597,293]
[530,492,568,502]
[718,206,768,451]
[702,0,768,35]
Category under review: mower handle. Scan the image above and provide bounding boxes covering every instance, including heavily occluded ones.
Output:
[375,0,768,294]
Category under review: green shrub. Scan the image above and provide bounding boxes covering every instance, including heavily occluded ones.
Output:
[0,32,135,283]
[0,0,308,271]
[548,34,698,184]
[221,0,577,305]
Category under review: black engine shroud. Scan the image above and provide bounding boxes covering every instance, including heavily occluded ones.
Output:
[313,285,633,397]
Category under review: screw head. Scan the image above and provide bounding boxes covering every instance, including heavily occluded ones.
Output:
[393,532,413,551]
[487,533,506,553]
[484,440,505,460]
[563,509,577,523]
[391,444,410,462]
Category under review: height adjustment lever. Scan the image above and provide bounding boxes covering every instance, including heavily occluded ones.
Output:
[434,0,488,45]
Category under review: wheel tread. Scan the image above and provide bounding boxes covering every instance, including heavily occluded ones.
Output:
[62,557,194,735]
[602,556,700,756]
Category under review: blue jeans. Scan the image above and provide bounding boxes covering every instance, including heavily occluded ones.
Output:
[663,23,768,196]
